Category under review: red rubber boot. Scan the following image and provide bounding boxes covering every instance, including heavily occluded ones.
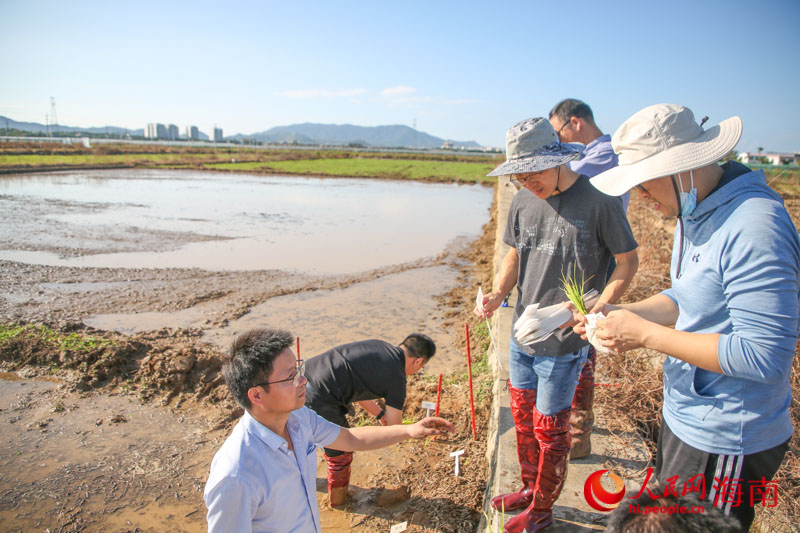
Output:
[503,407,571,533]
[570,347,595,459]
[490,385,538,512]
[324,451,353,507]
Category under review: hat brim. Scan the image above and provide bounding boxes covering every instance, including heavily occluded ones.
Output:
[590,116,743,196]
[487,143,583,177]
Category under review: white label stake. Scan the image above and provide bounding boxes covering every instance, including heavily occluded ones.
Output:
[421,400,436,417]
[450,449,465,476]
[390,521,408,533]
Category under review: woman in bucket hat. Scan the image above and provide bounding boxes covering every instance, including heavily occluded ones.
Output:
[582,104,800,531]
[476,117,639,532]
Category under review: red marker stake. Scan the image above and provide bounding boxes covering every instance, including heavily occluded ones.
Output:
[464,323,477,441]
[296,336,301,361]
[435,373,443,417]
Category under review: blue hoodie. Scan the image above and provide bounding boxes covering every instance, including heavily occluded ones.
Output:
[661,162,800,455]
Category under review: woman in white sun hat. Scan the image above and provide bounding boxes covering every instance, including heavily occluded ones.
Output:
[581,103,800,531]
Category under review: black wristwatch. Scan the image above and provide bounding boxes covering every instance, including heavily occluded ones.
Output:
[376,408,386,421]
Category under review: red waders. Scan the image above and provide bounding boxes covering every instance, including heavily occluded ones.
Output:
[491,383,572,533]
[569,347,595,459]
[324,451,353,507]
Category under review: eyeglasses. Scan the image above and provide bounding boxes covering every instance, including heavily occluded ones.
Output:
[254,359,305,389]
[510,172,544,189]
[556,118,572,137]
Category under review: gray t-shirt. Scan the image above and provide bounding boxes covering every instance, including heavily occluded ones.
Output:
[503,175,637,356]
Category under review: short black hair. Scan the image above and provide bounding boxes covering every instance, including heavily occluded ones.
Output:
[224,328,294,409]
[400,333,436,362]
[606,492,743,533]
[549,98,595,124]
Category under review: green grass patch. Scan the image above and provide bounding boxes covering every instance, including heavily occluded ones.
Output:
[0,323,114,353]
[217,157,495,183]
[0,143,501,183]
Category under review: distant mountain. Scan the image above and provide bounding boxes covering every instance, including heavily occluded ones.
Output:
[1,115,481,149]
[230,123,481,149]
[0,115,146,137]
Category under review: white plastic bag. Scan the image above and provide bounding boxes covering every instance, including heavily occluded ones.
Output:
[513,289,599,346]
[584,312,612,355]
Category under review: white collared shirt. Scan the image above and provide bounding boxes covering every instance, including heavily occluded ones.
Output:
[204,407,341,532]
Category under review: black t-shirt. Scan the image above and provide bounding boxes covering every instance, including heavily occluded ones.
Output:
[304,339,407,410]
[503,175,637,356]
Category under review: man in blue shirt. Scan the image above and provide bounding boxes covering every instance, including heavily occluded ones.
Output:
[203,327,454,533]
[548,98,627,459]
[549,98,628,210]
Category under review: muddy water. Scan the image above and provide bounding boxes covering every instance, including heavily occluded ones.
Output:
[209,264,463,375]
[87,263,466,375]
[0,169,492,274]
[0,375,218,532]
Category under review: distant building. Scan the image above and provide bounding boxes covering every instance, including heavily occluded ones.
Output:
[441,141,454,149]
[738,151,799,166]
[145,123,168,139]
[213,127,223,142]
[186,125,199,140]
[168,124,179,140]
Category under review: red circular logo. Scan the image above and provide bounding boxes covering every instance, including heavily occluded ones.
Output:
[584,470,626,512]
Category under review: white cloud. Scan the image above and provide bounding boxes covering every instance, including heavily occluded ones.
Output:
[381,85,417,97]
[379,87,475,106]
[278,88,367,98]
[385,96,433,105]
[442,98,482,105]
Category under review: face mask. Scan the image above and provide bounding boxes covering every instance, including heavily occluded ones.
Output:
[677,170,697,216]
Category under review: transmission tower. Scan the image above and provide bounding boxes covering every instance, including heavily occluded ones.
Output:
[50,97,58,134]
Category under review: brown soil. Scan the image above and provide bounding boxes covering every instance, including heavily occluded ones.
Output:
[0,191,498,532]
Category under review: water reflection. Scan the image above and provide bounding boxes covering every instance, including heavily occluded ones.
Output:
[0,169,492,274]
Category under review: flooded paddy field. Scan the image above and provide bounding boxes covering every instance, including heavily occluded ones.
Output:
[0,169,495,531]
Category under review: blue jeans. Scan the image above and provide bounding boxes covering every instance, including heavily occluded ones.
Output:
[508,340,589,416]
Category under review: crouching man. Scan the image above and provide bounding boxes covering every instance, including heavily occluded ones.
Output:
[204,328,454,533]
[304,333,436,506]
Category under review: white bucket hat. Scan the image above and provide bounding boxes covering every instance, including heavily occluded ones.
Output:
[590,104,743,196]
[487,117,583,177]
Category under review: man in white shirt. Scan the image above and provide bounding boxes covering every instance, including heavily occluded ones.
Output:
[203,327,453,533]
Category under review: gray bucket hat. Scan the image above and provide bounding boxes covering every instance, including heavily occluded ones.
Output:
[487,117,583,177]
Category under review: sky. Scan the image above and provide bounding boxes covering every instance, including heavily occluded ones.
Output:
[1,0,799,152]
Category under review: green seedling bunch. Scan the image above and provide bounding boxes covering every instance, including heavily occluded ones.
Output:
[560,265,590,315]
